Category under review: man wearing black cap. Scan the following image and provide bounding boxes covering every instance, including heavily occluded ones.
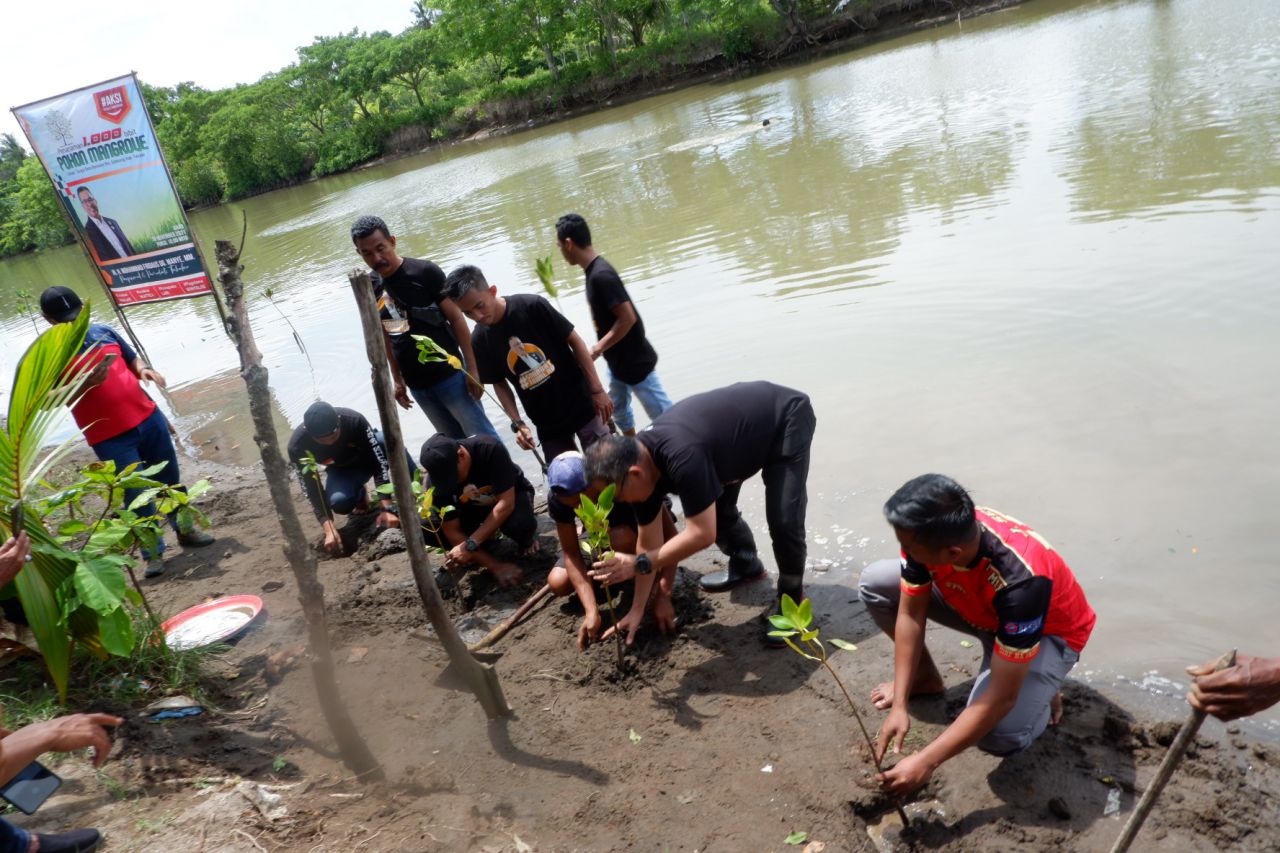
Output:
[418,433,537,588]
[40,286,214,578]
[286,402,406,556]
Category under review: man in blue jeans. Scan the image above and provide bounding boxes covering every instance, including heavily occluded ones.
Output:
[555,214,672,435]
[351,216,497,439]
[287,402,411,557]
[40,287,214,579]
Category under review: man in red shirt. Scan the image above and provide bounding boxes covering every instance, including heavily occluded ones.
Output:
[858,473,1096,796]
[40,287,214,578]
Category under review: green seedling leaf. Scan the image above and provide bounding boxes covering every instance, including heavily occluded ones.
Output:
[536,256,557,298]
[959,640,975,649]
[272,757,287,772]
[784,638,821,661]
[580,540,592,555]
[800,628,819,643]
[784,831,808,845]
[73,558,129,612]
[797,597,813,630]
[768,629,797,638]
[96,607,135,657]
[628,728,642,744]
[829,638,858,651]
[780,593,800,624]
[186,480,212,500]
[375,483,396,495]
[768,613,794,630]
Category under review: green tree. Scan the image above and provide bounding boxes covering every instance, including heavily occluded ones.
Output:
[0,158,72,255]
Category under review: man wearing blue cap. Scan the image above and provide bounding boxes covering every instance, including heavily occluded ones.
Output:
[544,451,677,647]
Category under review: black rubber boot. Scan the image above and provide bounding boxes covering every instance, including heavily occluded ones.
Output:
[699,556,766,592]
[36,829,101,853]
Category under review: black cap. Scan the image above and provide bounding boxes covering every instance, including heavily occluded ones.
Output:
[419,434,460,499]
[39,286,83,323]
[303,401,339,437]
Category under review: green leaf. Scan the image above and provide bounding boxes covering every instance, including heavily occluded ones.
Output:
[829,638,858,652]
[127,487,163,511]
[57,520,90,536]
[73,558,128,613]
[96,606,135,657]
[797,597,813,630]
[780,593,799,624]
[768,613,794,630]
[783,638,821,661]
[185,479,212,500]
[628,728,641,744]
[800,628,819,643]
[375,483,396,495]
[597,483,615,515]
[767,629,797,638]
[579,540,592,555]
[536,256,557,298]
[784,831,808,845]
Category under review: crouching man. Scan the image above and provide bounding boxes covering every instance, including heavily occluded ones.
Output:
[418,433,538,588]
[860,474,1096,796]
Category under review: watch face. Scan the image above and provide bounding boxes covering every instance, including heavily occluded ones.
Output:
[635,555,652,575]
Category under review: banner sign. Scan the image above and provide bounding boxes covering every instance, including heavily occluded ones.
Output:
[12,74,213,307]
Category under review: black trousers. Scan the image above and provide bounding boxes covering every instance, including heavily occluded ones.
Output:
[715,396,815,596]
[423,485,537,550]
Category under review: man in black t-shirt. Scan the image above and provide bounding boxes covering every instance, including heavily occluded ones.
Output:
[555,214,672,435]
[351,216,497,440]
[419,433,537,587]
[287,401,409,556]
[444,265,613,462]
[584,382,816,644]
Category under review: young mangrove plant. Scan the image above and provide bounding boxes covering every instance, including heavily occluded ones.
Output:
[575,484,625,669]
[769,594,910,827]
[535,255,562,310]
[298,451,333,527]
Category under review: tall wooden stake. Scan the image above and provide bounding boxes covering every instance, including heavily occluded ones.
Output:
[347,269,510,719]
[215,240,383,781]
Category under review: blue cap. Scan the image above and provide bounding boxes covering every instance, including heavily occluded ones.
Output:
[547,451,587,495]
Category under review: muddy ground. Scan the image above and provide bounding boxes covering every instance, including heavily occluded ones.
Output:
[9,456,1279,852]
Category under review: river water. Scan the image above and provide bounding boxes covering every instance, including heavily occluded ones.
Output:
[3,0,1278,720]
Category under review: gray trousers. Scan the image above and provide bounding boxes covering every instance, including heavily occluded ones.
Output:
[858,558,1080,756]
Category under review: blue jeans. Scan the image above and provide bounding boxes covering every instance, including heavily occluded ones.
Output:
[0,818,31,853]
[324,433,416,515]
[608,368,673,433]
[409,372,497,439]
[91,407,182,558]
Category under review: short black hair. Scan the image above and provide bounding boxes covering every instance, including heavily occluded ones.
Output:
[76,186,92,197]
[444,265,488,301]
[584,435,640,485]
[351,215,390,244]
[555,213,591,247]
[883,473,978,549]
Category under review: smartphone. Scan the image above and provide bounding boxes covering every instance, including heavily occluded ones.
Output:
[7,501,21,536]
[0,760,61,814]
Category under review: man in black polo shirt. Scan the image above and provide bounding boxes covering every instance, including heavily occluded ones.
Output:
[351,216,497,439]
[287,401,407,556]
[419,433,538,588]
[444,264,613,461]
[555,213,672,435]
[584,382,816,644]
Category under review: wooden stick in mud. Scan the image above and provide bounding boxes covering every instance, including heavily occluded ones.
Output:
[215,239,384,783]
[347,268,511,719]
[468,583,555,651]
[1108,649,1237,853]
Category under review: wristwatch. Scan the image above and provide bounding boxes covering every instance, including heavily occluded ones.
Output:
[464,537,480,553]
[510,419,527,434]
[634,553,653,575]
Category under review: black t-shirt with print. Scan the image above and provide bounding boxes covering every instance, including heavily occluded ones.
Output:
[435,435,533,521]
[287,408,391,522]
[473,294,596,437]
[629,382,810,525]
[585,256,657,385]
[372,257,460,389]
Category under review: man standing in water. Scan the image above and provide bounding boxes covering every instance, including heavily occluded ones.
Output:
[555,213,672,435]
[40,286,214,578]
[859,474,1096,796]
[584,381,816,644]
[351,216,496,439]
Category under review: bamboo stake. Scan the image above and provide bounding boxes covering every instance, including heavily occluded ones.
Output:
[1109,649,1237,853]
[216,240,383,782]
[467,583,554,651]
[347,269,511,719]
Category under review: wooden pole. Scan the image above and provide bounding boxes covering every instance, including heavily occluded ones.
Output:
[468,583,554,651]
[347,269,511,719]
[1109,649,1238,853]
[216,240,383,781]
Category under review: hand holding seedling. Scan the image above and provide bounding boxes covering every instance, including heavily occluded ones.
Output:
[589,552,636,586]
[576,485,628,667]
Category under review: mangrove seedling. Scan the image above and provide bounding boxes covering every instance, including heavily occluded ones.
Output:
[535,255,562,309]
[769,594,910,828]
[298,451,332,526]
[575,483,625,669]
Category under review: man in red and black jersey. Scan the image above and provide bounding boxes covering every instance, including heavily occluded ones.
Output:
[858,473,1096,796]
[40,287,214,579]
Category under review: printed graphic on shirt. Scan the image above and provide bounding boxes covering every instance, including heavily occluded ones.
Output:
[461,484,497,507]
[506,336,555,390]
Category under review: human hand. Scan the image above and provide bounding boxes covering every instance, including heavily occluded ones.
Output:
[514,424,536,451]
[322,525,344,556]
[876,707,911,764]
[876,751,935,797]
[577,608,602,650]
[601,607,644,646]
[447,542,475,565]
[589,553,635,586]
[138,367,167,388]
[376,511,400,531]
[466,375,484,401]
[1187,654,1280,721]
[589,345,603,361]
[24,713,125,768]
[652,593,676,635]
[591,389,613,422]
[394,381,413,410]
[0,532,32,586]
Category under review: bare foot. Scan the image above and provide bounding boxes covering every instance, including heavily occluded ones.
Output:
[1050,691,1064,726]
[871,672,947,710]
[490,562,524,588]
